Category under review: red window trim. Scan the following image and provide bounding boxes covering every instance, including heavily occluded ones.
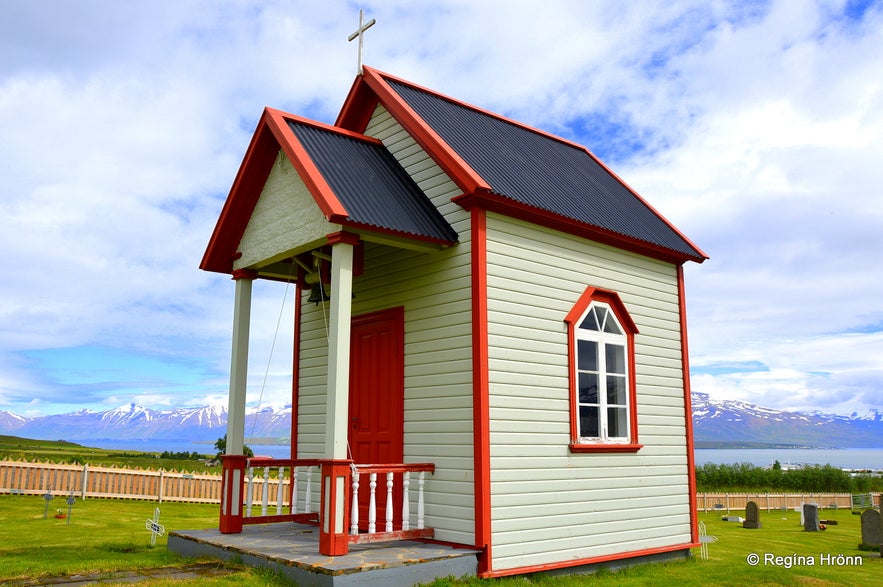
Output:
[564,287,642,453]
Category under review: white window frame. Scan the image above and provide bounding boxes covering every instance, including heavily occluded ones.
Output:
[574,302,630,442]
[564,287,642,453]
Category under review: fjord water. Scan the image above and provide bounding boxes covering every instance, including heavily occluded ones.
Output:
[84,438,292,459]
[89,439,882,470]
[694,447,883,470]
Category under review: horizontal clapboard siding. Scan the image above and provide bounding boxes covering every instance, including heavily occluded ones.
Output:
[485,213,692,571]
[296,106,475,544]
[366,105,469,235]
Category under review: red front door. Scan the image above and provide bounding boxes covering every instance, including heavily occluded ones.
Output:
[348,307,404,530]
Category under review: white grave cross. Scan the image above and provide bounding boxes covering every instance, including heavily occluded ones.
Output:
[347,9,376,75]
[145,507,165,546]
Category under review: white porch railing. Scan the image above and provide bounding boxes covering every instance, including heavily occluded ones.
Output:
[349,463,435,544]
[242,458,321,525]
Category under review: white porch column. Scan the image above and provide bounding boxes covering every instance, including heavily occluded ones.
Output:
[227,269,257,456]
[324,232,359,459]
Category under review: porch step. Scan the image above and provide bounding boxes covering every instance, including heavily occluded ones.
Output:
[168,523,479,587]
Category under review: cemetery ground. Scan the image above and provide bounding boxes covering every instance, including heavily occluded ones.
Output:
[0,494,878,587]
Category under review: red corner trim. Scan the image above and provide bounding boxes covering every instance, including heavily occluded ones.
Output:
[470,208,492,577]
[678,265,700,544]
[355,67,492,196]
[563,286,641,451]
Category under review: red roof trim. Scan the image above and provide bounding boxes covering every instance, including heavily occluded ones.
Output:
[343,67,706,263]
[342,220,457,247]
[341,66,492,196]
[579,145,708,261]
[200,115,278,274]
[263,108,349,220]
[200,108,365,274]
[453,192,706,264]
[336,75,380,131]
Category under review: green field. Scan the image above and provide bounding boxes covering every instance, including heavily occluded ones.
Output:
[0,435,216,472]
[2,437,880,585]
[0,493,879,586]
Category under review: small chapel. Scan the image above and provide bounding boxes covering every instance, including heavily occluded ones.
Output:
[196,61,707,580]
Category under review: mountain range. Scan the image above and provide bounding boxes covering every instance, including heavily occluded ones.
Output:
[1,392,881,449]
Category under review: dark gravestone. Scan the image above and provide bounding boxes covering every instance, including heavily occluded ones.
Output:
[860,509,882,549]
[743,501,762,529]
[803,503,820,532]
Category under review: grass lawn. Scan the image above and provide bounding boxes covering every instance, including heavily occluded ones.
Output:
[0,494,879,586]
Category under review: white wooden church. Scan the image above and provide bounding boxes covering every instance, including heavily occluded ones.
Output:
[198,66,707,579]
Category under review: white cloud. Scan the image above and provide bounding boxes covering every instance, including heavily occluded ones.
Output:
[0,0,880,418]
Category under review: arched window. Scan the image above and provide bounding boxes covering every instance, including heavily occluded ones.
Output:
[564,287,642,453]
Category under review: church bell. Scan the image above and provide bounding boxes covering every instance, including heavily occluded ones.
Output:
[307,281,330,305]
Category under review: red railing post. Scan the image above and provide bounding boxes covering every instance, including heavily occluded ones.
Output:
[219,454,247,534]
[319,459,352,556]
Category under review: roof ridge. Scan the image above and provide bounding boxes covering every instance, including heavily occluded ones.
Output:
[367,67,591,153]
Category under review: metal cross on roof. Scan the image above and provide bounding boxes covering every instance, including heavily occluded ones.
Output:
[348,9,376,75]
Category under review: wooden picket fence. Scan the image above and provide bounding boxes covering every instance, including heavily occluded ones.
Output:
[3,460,881,512]
[0,459,221,503]
[696,491,881,512]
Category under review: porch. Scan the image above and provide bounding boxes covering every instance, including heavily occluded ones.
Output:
[168,523,480,587]
[167,457,480,586]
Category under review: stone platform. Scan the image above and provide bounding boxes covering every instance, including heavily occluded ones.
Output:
[168,523,479,587]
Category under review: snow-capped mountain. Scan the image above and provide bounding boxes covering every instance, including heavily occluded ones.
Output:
[1,403,291,444]
[692,392,883,448]
[1,394,881,448]
[0,410,28,432]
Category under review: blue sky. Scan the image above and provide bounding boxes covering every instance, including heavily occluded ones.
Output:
[1,0,881,418]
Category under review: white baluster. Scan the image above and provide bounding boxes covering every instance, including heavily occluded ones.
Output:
[368,472,377,534]
[261,466,270,516]
[276,466,285,515]
[291,467,298,514]
[246,467,254,518]
[402,471,411,531]
[385,471,394,532]
[304,467,312,514]
[417,471,425,530]
[350,470,360,535]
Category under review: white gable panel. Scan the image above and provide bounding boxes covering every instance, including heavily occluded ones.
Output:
[484,213,693,572]
[234,152,332,270]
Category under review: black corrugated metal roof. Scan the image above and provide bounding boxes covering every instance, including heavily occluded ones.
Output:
[385,78,702,260]
[288,120,457,244]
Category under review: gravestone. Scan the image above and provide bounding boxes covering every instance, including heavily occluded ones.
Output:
[803,503,820,532]
[743,500,762,529]
[860,509,882,549]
